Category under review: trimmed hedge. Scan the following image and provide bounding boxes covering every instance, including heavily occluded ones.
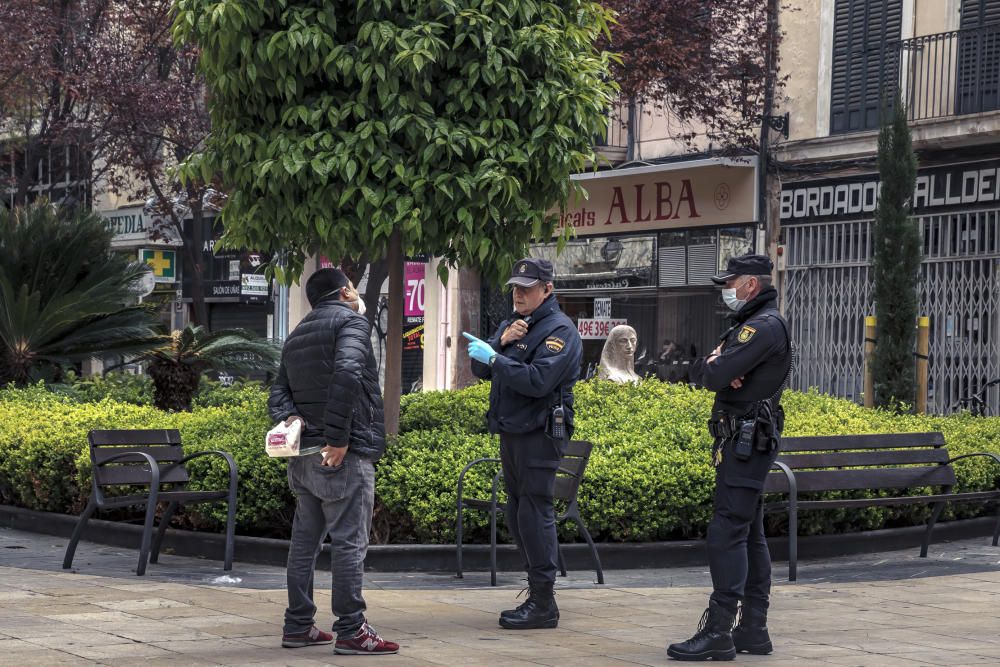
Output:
[1,380,999,544]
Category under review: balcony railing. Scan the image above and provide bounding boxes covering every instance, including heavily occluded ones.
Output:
[832,25,1000,134]
[594,98,631,156]
[902,24,1000,122]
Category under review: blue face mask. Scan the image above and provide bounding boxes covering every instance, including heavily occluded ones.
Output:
[722,288,746,312]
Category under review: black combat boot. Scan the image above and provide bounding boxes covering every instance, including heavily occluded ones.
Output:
[666,601,736,661]
[500,583,533,620]
[499,581,559,629]
[733,604,772,655]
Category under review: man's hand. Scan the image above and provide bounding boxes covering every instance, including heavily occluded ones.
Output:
[730,376,745,389]
[500,319,529,346]
[321,445,347,467]
[706,344,724,364]
[284,416,304,427]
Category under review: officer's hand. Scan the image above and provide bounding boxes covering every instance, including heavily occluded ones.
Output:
[501,320,529,346]
[463,333,497,365]
[707,344,723,364]
[321,445,347,467]
[730,376,744,389]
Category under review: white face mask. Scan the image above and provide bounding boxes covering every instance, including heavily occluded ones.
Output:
[353,297,367,316]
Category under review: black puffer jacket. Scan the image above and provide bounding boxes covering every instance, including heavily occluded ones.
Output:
[268,299,386,461]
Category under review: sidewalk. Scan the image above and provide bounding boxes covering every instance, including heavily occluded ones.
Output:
[1,528,999,666]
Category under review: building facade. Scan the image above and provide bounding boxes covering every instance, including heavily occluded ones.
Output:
[777,0,1000,413]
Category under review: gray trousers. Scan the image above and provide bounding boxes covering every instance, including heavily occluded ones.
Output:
[284,450,374,638]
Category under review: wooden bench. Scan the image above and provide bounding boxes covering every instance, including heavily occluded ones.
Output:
[765,432,1000,581]
[62,429,238,576]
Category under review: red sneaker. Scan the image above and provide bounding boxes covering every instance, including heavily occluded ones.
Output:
[334,622,400,655]
[282,625,334,648]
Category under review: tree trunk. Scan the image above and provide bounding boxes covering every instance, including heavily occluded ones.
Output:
[383,229,403,436]
[364,256,389,329]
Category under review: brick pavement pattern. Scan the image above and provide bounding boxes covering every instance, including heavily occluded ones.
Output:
[1,528,999,666]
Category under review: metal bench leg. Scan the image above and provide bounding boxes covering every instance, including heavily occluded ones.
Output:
[63,500,97,570]
[490,506,498,587]
[149,501,179,565]
[136,492,159,576]
[557,545,567,578]
[223,491,237,571]
[993,504,1000,547]
[788,502,798,582]
[456,503,464,579]
[572,515,604,585]
[921,500,948,558]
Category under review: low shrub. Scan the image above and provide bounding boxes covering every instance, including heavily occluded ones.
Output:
[1,379,998,544]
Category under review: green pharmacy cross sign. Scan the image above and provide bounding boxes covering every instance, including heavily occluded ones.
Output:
[140,249,176,282]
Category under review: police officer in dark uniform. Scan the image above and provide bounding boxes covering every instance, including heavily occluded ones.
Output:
[668,254,792,662]
[465,258,583,630]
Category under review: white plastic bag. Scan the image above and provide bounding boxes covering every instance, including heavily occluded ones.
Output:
[265,419,302,457]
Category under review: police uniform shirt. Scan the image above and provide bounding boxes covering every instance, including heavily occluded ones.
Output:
[691,286,790,417]
[471,295,583,435]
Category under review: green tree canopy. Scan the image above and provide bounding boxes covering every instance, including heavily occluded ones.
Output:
[173,0,618,283]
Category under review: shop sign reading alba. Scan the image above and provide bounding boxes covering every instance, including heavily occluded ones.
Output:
[556,160,757,237]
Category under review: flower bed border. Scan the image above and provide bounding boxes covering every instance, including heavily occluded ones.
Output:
[2,504,996,574]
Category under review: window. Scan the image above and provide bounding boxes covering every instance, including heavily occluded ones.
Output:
[830,0,903,133]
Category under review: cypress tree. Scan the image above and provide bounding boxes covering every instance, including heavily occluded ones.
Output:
[872,96,920,411]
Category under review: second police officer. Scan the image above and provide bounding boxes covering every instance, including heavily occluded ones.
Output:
[465,257,583,630]
[668,253,793,662]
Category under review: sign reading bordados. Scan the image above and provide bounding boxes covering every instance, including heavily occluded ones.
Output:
[555,160,757,237]
[780,159,1000,223]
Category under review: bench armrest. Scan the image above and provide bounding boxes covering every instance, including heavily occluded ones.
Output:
[164,450,238,493]
[457,457,501,503]
[771,460,798,498]
[946,452,1000,468]
[946,452,1000,490]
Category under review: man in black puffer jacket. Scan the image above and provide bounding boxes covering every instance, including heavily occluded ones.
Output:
[269,268,398,656]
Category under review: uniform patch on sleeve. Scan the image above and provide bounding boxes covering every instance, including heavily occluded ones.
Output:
[545,337,565,353]
[736,325,757,344]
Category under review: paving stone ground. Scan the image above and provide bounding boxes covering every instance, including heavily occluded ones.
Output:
[1,527,999,666]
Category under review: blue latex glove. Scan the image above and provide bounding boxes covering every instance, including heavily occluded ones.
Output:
[463,332,496,365]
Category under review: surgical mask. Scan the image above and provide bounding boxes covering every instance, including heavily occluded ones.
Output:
[722,288,746,312]
[352,297,367,316]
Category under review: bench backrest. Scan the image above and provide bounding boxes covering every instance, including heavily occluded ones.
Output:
[764,432,955,494]
[555,440,593,504]
[88,429,188,488]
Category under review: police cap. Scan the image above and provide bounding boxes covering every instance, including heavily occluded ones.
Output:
[711,253,774,285]
[506,257,555,287]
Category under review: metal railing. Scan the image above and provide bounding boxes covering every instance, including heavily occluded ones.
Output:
[902,24,1000,122]
[594,98,631,151]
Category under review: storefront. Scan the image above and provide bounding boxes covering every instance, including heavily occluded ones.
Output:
[778,155,1000,414]
[532,157,760,379]
[99,205,184,331]
[181,217,273,336]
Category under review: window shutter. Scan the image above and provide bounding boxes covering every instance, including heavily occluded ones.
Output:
[958,0,1000,114]
[831,0,903,133]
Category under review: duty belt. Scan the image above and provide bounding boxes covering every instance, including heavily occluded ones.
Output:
[708,414,740,439]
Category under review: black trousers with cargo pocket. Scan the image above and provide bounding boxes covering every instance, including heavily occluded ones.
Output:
[707,437,780,614]
[499,429,565,586]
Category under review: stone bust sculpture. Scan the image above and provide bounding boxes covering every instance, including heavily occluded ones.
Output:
[598,325,640,384]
